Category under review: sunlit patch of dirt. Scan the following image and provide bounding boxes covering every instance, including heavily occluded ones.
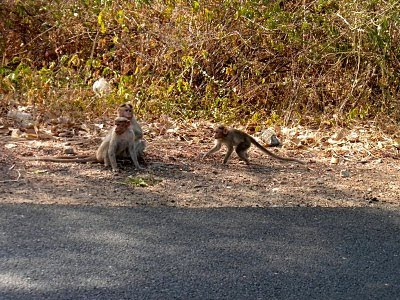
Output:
[1,128,400,209]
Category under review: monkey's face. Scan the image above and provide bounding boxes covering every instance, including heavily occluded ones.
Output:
[114,117,131,135]
[214,126,228,139]
[118,104,133,119]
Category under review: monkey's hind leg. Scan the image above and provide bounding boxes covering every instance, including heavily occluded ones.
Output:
[137,139,146,158]
[128,142,142,170]
[223,146,234,164]
[236,141,251,165]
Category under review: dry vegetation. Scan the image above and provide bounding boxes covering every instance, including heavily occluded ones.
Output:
[1,0,400,126]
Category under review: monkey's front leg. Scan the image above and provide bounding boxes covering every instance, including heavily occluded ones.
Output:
[108,144,119,172]
[223,146,234,164]
[203,142,222,159]
[128,142,142,170]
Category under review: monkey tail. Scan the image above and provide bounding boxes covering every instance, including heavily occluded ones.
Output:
[23,156,98,163]
[40,154,92,159]
[249,137,304,164]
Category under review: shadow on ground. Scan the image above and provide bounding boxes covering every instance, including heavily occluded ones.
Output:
[1,204,399,299]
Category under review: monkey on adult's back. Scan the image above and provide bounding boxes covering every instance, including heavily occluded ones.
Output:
[117,103,146,161]
[23,116,141,172]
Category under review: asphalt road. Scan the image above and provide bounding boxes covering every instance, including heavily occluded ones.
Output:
[0,204,399,300]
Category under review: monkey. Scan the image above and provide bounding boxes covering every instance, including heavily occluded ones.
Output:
[117,103,146,160]
[103,116,141,171]
[24,117,141,172]
[203,125,304,165]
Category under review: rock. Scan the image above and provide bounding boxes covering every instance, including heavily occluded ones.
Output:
[330,157,339,164]
[393,139,400,150]
[5,144,17,149]
[330,129,345,141]
[58,131,73,138]
[340,170,350,178]
[269,135,280,147]
[366,196,380,203]
[11,128,23,138]
[259,128,281,147]
[347,131,359,142]
[64,147,75,155]
[7,110,35,129]
[7,110,33,121]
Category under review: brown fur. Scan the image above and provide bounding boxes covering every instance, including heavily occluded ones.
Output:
[203,125,304,165]
[117,103,146,159]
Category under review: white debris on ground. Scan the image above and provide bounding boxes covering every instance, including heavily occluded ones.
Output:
[92,77,111,97]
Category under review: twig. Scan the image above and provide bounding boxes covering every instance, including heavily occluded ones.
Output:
[89,30,100,63]
[336,13,353,30]
[0,169,21,183]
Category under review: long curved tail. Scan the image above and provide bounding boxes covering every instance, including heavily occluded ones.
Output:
[249,137,304,164]
[23,156,98,163]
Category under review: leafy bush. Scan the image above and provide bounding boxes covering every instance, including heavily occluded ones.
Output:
[1,0,399,125]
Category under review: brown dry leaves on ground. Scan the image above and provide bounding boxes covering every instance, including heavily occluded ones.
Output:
[1,112,400,209]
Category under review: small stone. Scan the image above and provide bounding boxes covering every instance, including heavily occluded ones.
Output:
[5,144,17,149]
[368,197,380,203]
[330,157,339,164]
[64,147,75,155]
[330,129,345,141]
[340,170,350,178]
[269,135,280,147]
[7,110,33,121]
[347,131,359,142]
[259,129,280,147]
[58,131,73,137]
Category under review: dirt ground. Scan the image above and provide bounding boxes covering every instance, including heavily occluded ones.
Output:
[1,120,400,209]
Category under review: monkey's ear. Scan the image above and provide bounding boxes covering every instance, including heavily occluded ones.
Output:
[223,128,228,135]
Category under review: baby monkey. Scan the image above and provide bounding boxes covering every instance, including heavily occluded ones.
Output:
[117,103,146,159]
[203,125,304,165]
[24,117,141,172]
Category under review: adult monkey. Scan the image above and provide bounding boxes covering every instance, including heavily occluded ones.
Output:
[24,117,141,172]
[117,103,146,160]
